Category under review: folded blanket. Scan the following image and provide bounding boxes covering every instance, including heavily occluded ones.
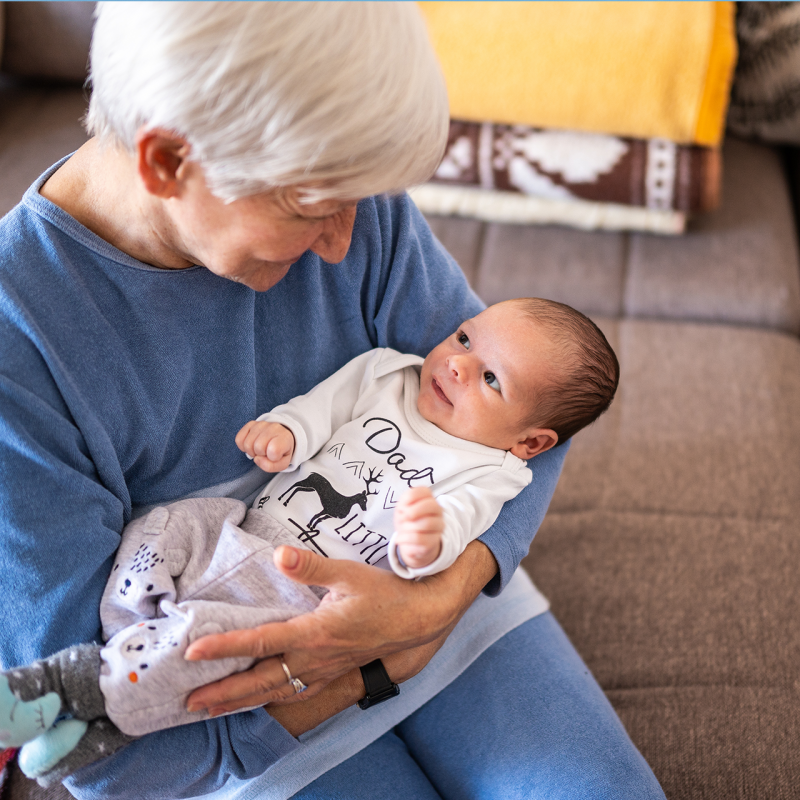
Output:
[429,120,721,214]
[418,1,737,146]
[410,184,686,235]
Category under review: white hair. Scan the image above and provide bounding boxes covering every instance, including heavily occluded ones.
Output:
[86,1,449,203]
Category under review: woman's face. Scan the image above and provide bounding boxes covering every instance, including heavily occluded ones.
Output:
[164,161,358,292]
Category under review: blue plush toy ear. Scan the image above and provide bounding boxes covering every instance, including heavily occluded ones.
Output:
[0,674,61,747]
[18,719,89,778]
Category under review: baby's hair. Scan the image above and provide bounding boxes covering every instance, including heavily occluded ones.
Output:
[505,298,620,443]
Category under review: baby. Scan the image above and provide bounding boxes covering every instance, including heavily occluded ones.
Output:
[0,298,619,783]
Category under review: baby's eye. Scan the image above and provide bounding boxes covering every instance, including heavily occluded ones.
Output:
[457,332,470,349]
[484,372,500,391]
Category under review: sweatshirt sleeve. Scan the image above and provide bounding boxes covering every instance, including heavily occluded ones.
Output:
[67,709,298,800]
[0,320,302,799]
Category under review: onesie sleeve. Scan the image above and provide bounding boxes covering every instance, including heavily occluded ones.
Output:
[361,193,569,594]
[256,349,381,467]
[387,461,533,579]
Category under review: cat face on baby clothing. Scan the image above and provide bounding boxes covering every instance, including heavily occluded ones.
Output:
[417,303,559,459]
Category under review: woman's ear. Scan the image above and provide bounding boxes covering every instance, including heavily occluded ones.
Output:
[509,429,558,460]
[135,129,191,198]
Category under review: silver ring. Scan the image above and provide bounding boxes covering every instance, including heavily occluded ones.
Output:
[279,656,307,694]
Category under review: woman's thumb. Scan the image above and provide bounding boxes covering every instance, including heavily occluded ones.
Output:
[274,544,345,587]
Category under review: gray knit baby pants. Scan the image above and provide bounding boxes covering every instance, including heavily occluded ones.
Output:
[9,499,323,785]
[98,497,323,737]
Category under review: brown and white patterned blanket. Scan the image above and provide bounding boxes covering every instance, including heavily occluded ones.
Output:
[430,120,721,215]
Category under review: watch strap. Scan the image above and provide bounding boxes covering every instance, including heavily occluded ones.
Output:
[357,659,400,709]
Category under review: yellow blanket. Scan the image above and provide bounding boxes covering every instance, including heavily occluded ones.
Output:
[418,1,736,147]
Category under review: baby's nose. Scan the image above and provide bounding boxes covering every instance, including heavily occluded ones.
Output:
[448,354,467,380]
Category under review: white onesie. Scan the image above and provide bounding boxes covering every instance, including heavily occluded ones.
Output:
[254,347,532,577]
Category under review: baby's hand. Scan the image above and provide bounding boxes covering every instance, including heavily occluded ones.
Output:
[393,487,444,570]
[235,420,295,472]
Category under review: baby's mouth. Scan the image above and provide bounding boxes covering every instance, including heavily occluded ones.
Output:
[432,378,452,406]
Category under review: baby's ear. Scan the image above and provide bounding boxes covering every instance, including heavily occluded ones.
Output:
[509,429,558,460]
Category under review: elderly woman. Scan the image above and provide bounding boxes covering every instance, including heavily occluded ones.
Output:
[0,3,665,799]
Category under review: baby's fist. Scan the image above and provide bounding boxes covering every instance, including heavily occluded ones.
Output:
[235,420,295,472]
[393,487,444,569]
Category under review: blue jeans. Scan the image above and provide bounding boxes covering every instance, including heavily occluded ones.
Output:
[293,612,665,799]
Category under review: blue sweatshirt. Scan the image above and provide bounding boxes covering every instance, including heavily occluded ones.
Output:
[0,161,566,798]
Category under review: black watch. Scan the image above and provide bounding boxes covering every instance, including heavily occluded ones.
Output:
[357,659,400,709]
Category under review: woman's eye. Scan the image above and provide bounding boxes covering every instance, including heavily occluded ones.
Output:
[484,372,500,391]
[457,332,470,349]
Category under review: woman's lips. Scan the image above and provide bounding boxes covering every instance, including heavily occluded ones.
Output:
[432,378,452,406]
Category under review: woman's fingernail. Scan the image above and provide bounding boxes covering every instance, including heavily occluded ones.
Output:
[279,546,299,569]
[187,702,203,713]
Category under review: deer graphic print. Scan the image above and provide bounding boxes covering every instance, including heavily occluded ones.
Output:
[278,467,383,530]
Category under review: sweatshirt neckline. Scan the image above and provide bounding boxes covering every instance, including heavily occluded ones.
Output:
[23,154,204,275]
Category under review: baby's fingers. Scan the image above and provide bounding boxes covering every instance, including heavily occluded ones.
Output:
[398,487,434,507]
[397,513,444,535]
[266,432,293,463]
[398,497,442,523]
[253,454,290,473]
[395,529,442,568]
[235,420,259,454]
[395,488,439,520]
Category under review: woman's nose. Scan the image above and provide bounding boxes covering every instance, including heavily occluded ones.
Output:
[309,205,357,264]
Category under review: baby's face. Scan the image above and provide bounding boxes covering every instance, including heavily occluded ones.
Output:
[418,304,556,451]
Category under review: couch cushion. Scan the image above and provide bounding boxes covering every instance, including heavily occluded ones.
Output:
[527,512,800,689]
[0,4,5,68]
[522,317,800,800]
[625,137,800,334]
[610,687,800,800]
[549,318,800,519]
[0,83,89,217]
[418,1,736,147]
[425,137,800,334]
[1,1,93,82]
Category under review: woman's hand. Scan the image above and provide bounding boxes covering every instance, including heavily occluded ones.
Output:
[184,540,497,729]
[266,622,460,738]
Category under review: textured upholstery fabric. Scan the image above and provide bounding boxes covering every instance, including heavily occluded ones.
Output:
[625,138,800,333]
[549,320,800,519]
[611,687,800,800]
[728,2,800,145]
[7,768,70,800]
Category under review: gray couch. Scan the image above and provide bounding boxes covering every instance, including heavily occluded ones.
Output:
[2,4,799,799]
